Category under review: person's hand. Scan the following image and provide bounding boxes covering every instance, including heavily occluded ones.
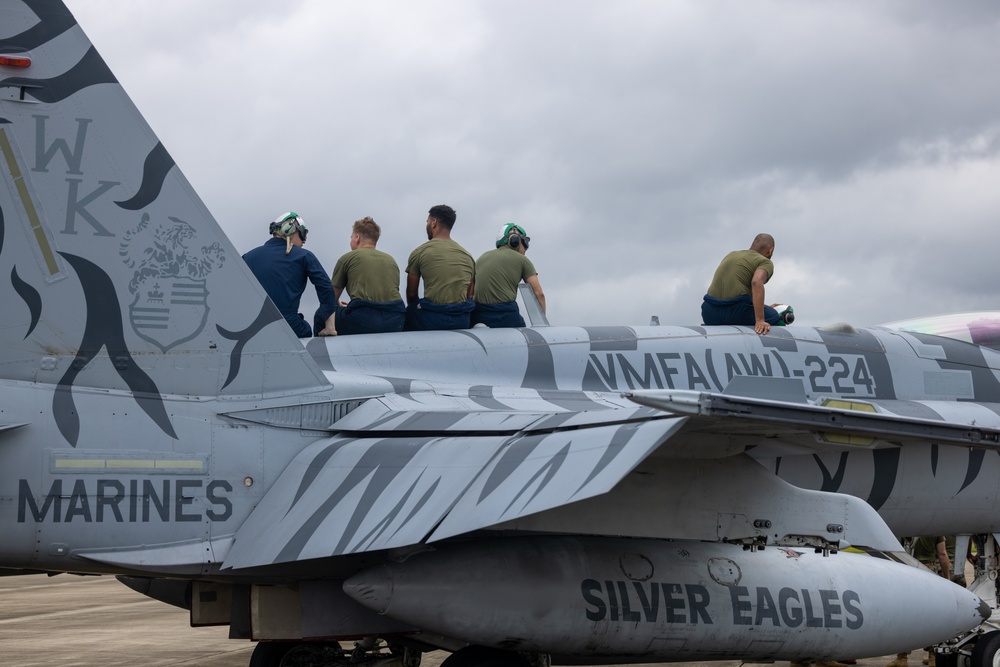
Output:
[318,313,337,336]
[755,319,770,335]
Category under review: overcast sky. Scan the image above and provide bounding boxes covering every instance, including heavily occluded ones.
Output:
[65,1,1000,329]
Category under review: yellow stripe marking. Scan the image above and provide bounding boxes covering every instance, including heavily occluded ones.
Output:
[0,128,60,276]
[54,458,205,471]
[105,459,156,469]
[155,459,204,469]
[821,399,877,412]
[54,459,105,469]
[818,432,876,446]
[819,398,877,445]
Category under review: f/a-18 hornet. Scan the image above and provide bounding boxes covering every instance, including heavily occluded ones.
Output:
[2,2,999,666]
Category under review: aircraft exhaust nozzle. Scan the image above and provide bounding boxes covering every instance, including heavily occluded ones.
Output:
[344,537,988,661]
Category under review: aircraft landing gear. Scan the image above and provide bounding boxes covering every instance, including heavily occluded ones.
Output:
[936,652,958,667]
[971,631,1000,667]
[941,630,1000,667]
[439,646,548,667]
[934,535,1000,667]
[248,638,422,667]
[249,642,341,667]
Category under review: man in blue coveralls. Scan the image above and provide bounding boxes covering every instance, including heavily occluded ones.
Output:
[243,211,336,338]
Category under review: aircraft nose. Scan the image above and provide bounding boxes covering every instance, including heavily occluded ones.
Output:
[343,564,393,614]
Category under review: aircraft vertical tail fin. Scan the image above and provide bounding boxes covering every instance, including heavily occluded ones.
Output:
[0,1,327,410]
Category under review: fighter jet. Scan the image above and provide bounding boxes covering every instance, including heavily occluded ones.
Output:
[0,2,995,667]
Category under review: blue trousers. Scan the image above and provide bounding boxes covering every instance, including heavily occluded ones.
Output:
[471,301,525,328]
[314,300,406,335]
[701,294,780,327]
[405,298,475,331]
[336,299,405,335]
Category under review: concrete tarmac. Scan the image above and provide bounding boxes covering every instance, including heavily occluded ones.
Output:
[0,573,901,667]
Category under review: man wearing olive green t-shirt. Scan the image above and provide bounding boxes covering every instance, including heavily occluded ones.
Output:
[701,233,781,335]
[405,204,475,331]
[316,216,404,336]
[472,223,546,328]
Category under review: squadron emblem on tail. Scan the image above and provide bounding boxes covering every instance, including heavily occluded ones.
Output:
[120,213,225,352]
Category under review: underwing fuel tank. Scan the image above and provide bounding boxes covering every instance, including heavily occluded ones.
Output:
[344,537,988,662]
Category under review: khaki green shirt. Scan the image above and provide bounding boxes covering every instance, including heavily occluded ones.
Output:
[913,536,953,567]
[406,239,475,304]
[706,249,773,299]
[331,247,402,303]
[474,247,537,304]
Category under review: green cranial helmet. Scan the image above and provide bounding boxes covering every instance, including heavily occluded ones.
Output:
[495,223,529,250]
[270,211,308,237]
[270,212,308,253]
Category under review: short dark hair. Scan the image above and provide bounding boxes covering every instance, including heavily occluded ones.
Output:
[428,204,456,230]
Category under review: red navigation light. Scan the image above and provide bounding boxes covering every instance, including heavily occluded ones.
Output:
[0,55,32,68]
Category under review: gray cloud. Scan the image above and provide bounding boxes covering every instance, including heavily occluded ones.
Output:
[66,0,1000,329]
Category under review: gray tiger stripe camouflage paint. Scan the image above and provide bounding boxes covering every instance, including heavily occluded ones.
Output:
[115,143,174,210]
[3,0,76,50]
[585,326,638,351]
[224,418,684,568]
[520,327,558,389]
[574,421,651,494]
[468,385,513,410]
[286,438,357,512]
[10,265,40,337]
[274,436,437,562]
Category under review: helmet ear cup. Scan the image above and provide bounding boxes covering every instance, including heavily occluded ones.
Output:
[271,212,305,239]
[494,223,528,249]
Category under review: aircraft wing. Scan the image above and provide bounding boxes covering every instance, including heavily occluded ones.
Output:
[223,406,686,569]
[625,389,1000,448]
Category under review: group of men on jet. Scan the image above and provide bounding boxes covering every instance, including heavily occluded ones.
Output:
[244,205,781,338]
[242,204,546,337]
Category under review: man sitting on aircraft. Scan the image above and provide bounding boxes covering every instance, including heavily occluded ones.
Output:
[471,223,546,328]
[405,204,476,331]
[701,233,782,335]
[242,212,336,338]
[315,216,405,336]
